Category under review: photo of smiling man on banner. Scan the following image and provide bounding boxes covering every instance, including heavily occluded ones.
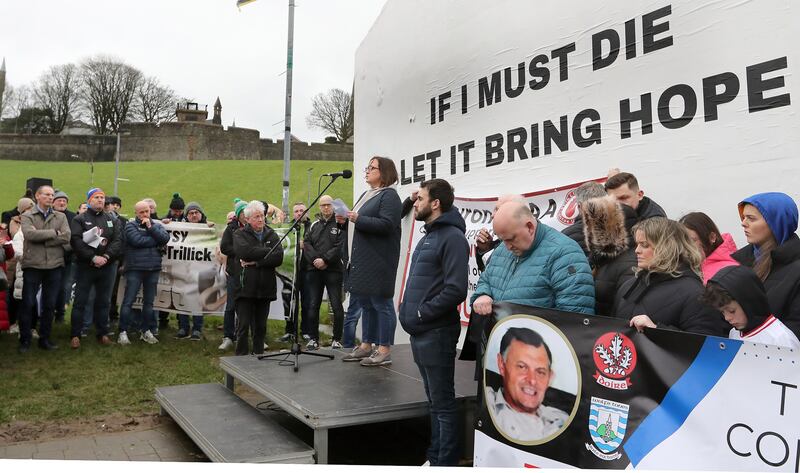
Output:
[484,316,581,444]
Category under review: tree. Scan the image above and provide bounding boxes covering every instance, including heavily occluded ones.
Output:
[0,107,55,134]
[306,88,353,143]
[80,55,143,134]
[0,84,34,133]
[33,63,81,134]
[132,76,179,124]
[0,83,16,120]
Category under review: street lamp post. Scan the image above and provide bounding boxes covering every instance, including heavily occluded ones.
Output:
[306,167,313,206]
[280,0,296,216]
[114,132,121,195]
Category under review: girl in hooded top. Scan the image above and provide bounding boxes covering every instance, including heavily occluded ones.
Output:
[731,192,800,339]
[617,217,727,336]
[679,212,739,284]
[702,265,800,349]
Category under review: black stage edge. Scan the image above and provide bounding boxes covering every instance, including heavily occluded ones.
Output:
[220,344,478,464]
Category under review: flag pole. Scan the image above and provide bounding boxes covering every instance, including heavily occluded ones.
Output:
[280,0,296,218]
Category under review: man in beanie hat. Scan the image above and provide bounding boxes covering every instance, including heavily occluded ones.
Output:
[175,201,211,340]
[162,193,186,223]
[69,187,122,349]
[218,198,248,350]
[52,189,76,324]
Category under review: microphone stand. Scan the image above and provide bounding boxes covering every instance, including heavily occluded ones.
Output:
[258,175,345,371]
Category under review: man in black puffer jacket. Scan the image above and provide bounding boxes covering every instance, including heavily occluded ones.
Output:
[232,201,283,355]
[302,195,346,350]
[399,179,468,467]
[69,188,122,349]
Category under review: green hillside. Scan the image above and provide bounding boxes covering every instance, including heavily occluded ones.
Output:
[0,160,355,224]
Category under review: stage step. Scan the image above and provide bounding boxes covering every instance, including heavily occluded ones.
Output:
[155,383,315,464]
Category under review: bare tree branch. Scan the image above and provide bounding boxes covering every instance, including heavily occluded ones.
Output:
[132,76,179,124]
[33,63,81,134]
[306,88,353,143]
[80,55,143,134]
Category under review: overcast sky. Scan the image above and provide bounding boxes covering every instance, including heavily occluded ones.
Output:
[1,0,386,142]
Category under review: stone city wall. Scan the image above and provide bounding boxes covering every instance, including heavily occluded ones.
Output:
[0,122,353,163]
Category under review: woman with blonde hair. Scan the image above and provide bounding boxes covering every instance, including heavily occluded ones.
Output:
[614,217,727,336]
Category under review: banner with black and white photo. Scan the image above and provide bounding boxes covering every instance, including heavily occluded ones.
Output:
[475,302,800,470]
[119,222,299,317]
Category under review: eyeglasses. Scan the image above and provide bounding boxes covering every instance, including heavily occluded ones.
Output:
[364,165,380,173]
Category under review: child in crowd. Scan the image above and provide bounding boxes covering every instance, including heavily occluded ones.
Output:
[702,265,800,349]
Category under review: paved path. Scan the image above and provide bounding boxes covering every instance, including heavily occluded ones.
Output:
[0,418,206,462]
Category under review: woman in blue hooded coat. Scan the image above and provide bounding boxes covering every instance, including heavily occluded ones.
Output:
[731,192,800,339]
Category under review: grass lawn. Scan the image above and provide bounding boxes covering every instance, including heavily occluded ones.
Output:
[0,158,344,426]
[0,159,355,223]
[0,311,333,424]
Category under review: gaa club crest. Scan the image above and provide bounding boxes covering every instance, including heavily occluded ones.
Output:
[557,190,578,226]
[586,396,629,460]
[592,332,637,390]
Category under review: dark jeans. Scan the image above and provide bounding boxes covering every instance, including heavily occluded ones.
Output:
[70,264,116,338]
[177,314,204,333]
[411,323,461,466]
[235,297,269,356]
[304,270,344,341]
[119,270,159,333]
[54,256,73,320]
[223,275,237,340]
[20,267,62,346]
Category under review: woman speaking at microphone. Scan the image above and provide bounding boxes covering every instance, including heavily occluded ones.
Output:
[339,156,402,366]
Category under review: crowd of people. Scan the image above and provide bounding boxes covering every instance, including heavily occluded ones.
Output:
[2,162,799,467]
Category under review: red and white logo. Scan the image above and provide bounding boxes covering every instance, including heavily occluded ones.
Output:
[592,332,637,390]
[557,190,578,226]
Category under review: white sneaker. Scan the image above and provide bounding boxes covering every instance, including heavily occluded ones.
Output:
[263,342,269,350]
[218,337,234,350]
[31,329,40,340]
[118,331,131,345]
[140,330,159,345]
[331,340,343,349]
[9,324,19,334]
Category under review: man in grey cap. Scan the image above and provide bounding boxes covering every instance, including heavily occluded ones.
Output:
[52,189,76,324]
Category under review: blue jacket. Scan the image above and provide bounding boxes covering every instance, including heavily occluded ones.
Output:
[123,218,170,272]
[399,207,469,335]
[470,221,595,314]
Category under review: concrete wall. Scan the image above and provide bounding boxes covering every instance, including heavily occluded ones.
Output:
[0,121,353,163]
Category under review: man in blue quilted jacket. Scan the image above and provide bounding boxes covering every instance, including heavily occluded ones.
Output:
[399,178,469,466]
[471,201,595,316]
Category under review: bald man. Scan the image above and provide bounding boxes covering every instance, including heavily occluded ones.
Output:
[117,200,170,346]
[470,201,595,317]
[301,194,347,349]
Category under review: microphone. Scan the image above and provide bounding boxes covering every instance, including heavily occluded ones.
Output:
[323,170,352,179]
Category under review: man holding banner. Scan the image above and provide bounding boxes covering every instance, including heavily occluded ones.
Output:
[471,201,595,317]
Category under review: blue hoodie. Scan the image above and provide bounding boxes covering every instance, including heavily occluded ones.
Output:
[739,192,798,248]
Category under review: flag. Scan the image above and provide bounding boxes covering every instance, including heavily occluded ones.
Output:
[236,0,257,8]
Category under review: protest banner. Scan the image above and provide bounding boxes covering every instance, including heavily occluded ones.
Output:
[475,302,800,470]
[119,222,299,318]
